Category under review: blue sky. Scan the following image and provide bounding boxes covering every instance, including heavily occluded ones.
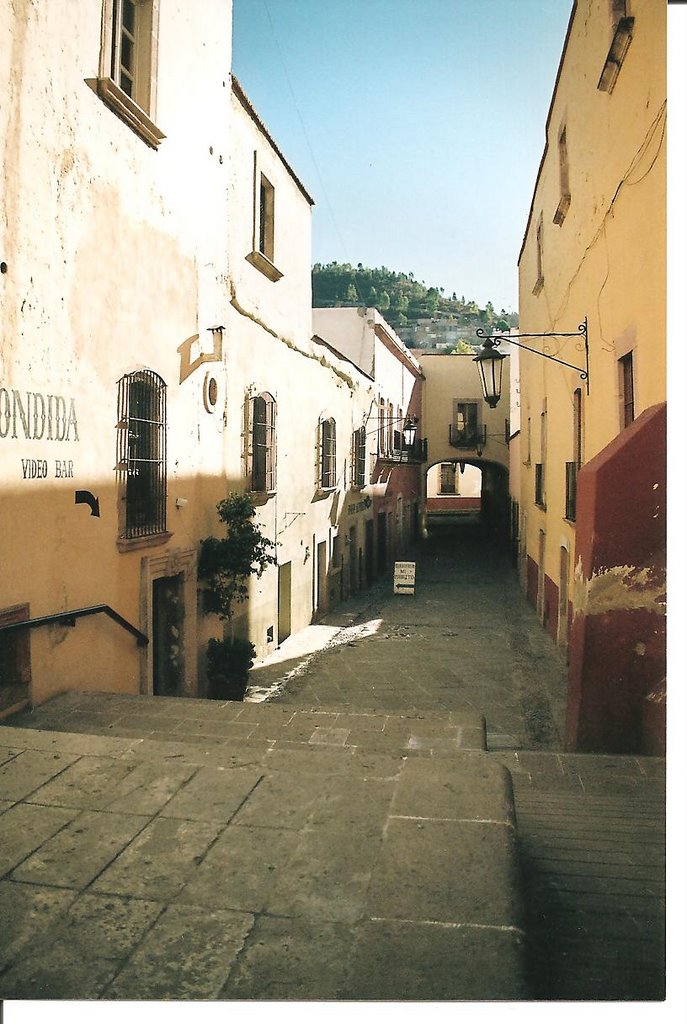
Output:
[232,0,574,312]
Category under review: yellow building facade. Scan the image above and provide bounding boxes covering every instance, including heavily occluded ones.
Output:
[0,1,423,715]
[516,0,666,753]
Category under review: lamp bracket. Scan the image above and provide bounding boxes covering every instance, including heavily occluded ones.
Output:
[477,318,589,394]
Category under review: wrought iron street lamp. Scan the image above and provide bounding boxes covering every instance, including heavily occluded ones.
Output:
[473,319,589,408]
[402,416,419,448]
[473,337,506,409]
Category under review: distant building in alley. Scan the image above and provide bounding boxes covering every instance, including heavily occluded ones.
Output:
[312,307,427,578]
[422,353,511,541]
[514,0,666,754]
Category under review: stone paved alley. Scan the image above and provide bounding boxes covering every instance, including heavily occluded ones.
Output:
[0,517,666,1002]
[253,516,569,751]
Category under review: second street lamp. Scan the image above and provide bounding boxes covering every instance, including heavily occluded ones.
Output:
[473,319,589,409]
[473,337,506,408]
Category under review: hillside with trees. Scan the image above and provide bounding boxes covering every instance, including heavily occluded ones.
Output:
[312,262,518,348]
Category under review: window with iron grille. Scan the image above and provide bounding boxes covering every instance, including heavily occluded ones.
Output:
[573,387,583,467]
[535,462,545,509]
[352,426,366,488]
[450,401,480,447]
[319,417,337,490]
[565,462,577,521]
[249,393,276,492]
[440,463,456,494]
[117,369,167,538]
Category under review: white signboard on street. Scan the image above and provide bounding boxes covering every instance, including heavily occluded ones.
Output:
[393,560,416,595]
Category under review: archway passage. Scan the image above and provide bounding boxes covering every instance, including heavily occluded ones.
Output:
[426,460,482,516]
[424,459,510,546]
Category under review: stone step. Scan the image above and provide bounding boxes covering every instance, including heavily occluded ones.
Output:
[5,691,487,756]
[0,713,526,1000]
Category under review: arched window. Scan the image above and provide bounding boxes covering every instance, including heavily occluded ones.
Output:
[117,369,167,538]
[318,416,337,490]
[249,392,276,492]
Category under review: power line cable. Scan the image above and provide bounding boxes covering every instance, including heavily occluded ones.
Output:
[261,0,350,262]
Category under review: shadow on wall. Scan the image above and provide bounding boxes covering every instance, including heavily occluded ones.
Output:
[0,470,415,713]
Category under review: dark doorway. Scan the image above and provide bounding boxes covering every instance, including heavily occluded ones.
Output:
[348,526,357,594]
[377,513,387,575]
[0,604,31,714]
[152,574,185,697]
[365,519,374,586]
[278,562,292,644]
[316,541,327,617]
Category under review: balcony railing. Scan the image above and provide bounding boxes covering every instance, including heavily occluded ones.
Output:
[535,463,545,508]
[377,438,428,464]
[565,461,577,521]
[448,424,487,450]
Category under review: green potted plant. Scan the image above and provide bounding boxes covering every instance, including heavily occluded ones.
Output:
[205,637,256,701]
[198,493,276,700]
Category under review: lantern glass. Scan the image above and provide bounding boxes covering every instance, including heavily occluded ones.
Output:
[474,343,505,408]
[402,418,417,448]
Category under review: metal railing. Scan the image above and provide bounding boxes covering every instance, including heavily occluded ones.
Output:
[377,438,428,464]
[448,424,487,449]
[0,605,149,647]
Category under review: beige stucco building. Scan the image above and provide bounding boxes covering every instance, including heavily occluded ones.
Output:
[515,0,666,753]
[312,307,426,576]
[0,1,422,715]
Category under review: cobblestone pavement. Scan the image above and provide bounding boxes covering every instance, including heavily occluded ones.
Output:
[251,516,569,752]
[0,516,667,1003]
[0,700,525,1001]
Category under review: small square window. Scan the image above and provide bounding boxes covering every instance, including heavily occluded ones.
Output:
[553,125,571,225]
[246,160,283,281]
[532,214,544,295]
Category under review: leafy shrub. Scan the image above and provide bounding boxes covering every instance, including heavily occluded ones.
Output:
[199,493,276,620]
[205,637,256,701]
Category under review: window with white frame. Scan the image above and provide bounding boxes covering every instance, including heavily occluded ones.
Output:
[248,393,277,493]
[95,0,164,148]
[352,426,366,488]
[318,416,337,490]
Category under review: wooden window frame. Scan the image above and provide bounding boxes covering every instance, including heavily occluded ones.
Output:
[93,0,165,149]
[248,393,277,494]
[319,417,337,491]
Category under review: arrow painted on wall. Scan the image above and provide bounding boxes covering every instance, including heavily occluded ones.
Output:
[75,490,100,518]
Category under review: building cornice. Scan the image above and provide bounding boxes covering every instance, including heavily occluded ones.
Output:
[231,76,315,207]
[517,1,578,266]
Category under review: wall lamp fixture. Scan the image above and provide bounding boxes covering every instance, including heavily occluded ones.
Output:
[473,318,589,408]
